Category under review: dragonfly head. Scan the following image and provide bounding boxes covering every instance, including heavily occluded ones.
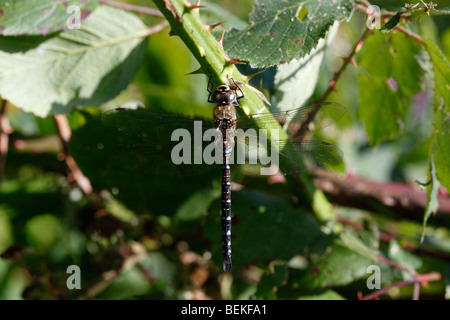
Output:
[211,85,237,105]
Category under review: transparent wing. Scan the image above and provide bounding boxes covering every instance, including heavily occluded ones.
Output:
[235,102,346,138]
[102,108,215,143]
[231,137,344,176]
[107,142,218,176]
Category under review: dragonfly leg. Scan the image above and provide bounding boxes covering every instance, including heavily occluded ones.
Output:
[207,69,215,99]
[230,78,245,100]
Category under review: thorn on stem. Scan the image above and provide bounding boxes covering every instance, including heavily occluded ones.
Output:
[184,0,206,9]
[225,56,245,65]
[218,29,225,46]
[242,69,265,80]
[185,67,203,75]
[205,21,224,31]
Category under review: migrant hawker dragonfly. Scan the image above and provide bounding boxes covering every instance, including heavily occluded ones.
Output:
[102,74,346,271]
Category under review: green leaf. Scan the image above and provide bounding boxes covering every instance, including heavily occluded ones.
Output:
[298,289,345,300]
[294,230,376,289]
[255,264,288,299]
[200,1,247,39]
[100,252,174,299]
[223,0,354,68]
[274,22,339,110]
[422,153,440,242]
[0,211,13,254]
[358,32,422,146]
[0,259,28,300]
[25,214,62,255]
[0,5,148,117]
[425,39,450,191]
[204,189,323,267]
[420,39,450,240]
[388,240,422,279]
[175,188,220,222]
[0,0,99,36]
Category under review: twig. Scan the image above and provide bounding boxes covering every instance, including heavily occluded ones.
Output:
[375,254,416,275]
[99,0,164,17]
[395,25,425,44]
[360,271,441,300]
[354,2,411,19]
[312,167,450,220]
[0,99,12,184]
[316,26,372,102]
[54,114,93,195]
[353,1,425,45]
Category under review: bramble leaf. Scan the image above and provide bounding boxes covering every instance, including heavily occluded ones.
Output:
[0,5,148,117]
[0,0,99,36]
[223,0,353,68]
[357,32,422,146]
[425,39,450,192]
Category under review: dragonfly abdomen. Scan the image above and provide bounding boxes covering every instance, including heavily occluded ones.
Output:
[221,160,232,272]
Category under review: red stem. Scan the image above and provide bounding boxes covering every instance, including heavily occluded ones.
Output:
[360,269,441,300]
[99,0,164,17]
[54,114,93,195]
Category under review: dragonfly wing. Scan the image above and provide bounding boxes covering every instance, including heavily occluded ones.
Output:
[235,102,346,138]
[230,138,344,176]
[108,142,216,176]
[102,108,215,143]
[276,140,344,174]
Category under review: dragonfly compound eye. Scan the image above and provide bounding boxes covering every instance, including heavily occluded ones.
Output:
[224,91,236,104]
[212,91,225,104]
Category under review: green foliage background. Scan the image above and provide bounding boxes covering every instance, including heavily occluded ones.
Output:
[0,0,449,300]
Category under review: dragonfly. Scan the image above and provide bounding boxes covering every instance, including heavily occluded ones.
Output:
[102,74,346,272]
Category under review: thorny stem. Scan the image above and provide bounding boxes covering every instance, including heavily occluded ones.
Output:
[0,99,12,184]
[54,114,93,195]
[317,26,372,103]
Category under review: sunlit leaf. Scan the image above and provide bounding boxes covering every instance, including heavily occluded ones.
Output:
[0,0,99,36]
[293,230,376,289]
[0,5,148,117]
[223,0,353,68]
[425,39,450,191]
[25,214,62,254]
[358,32,422,146]
[175,188,220,222]
[274,21,339,110]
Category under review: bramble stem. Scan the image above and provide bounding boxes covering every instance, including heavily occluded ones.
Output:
[317,26,372,102]
[54,114,93,195]
[100,0,164,16]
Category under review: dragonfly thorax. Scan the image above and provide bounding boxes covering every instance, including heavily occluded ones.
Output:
[211,85,237,105]
[214,104,237,130]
